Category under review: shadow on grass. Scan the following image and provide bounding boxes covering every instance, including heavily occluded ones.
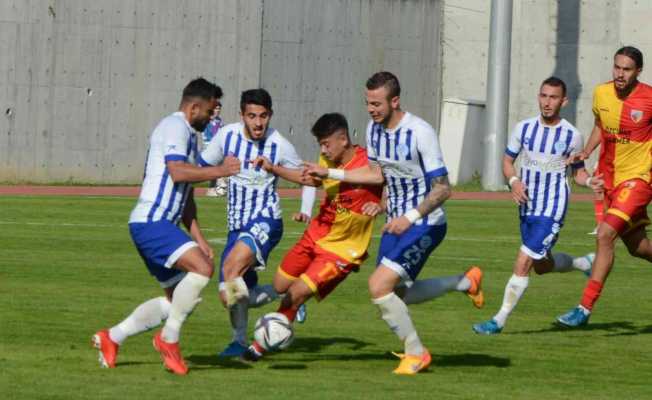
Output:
[186,354,252,369]
[290,336,372,352]
[433,353,511,368]
[507,321,640,336]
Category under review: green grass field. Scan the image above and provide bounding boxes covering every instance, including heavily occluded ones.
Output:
[2,195,651,399]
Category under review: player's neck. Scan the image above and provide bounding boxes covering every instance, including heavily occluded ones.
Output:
[336,145,356,167]
[539,115,561,127]
[615,80,639,100]
[384,110,405,130]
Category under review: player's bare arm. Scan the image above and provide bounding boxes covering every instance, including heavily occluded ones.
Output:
[181,190,214,260]
[383,175,450,235]
[303,160,385,185]
[573,167,604,194]
[503,154,528,205]
[251,156,321,186]
[167,155,240,183]
[568,119,602,164]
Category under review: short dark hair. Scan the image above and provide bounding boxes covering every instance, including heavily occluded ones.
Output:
[366,71,401,99]
[615,46,644,69]
[240,89,272,112]
[182,78,220,102]
[311,113,349,140]
[541,76,567,96]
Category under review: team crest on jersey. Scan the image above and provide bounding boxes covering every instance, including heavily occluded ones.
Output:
[553,141,567,153]
[631,109,643,123]
[396,144,410,158]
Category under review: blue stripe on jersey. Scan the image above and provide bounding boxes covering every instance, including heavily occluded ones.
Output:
[520,122,530,148]
[539,127,550,152]
[399,177,409,215]
[238,185,246,225]
[530,171,541,214]
[393,129,401,161]
[550,126,562,154]
[170,183,188,224]
[254,140,265,171]
[388,177,399,218]
[147,169,169,222]
[505,148,519,158]
[198,155,211,167]
[234,134,243,157]
[269,142,277,164]
[426,167,448,181]
[541,172,551,213]
[524,169,531,214]
[161,182,179,221]
[164,155,187,162]
[405,129,413,160]
[550,173,561,220]
[243,141,253,169]
[562,129,573,156]
[527,121,539,151]
[224,130,234,154]
[559,180,569,222]
[375,124,382,157]
[411,178,419,208]
[384,132,390,158]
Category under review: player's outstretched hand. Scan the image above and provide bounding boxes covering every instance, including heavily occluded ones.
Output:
[292,212,311,223]
[251,156,273,172]
[222,155,241,176]
[511,180,529,205]
[567,151,589,165]
[362,201,383,217]
[382,216,411,235]
[589,172,605,194]
[197,237,215,260]
[303,162,328,179]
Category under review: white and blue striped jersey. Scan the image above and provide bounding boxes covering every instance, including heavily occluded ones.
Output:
[199,122,302,231]
[506,116,585,222]
[366,112,448,226]
[129,112,199,225]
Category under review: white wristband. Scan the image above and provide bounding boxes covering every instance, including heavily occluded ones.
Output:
[585,177,593,187]
[327,168,345,180]
[508,176,520,187]
[404,208,422,224]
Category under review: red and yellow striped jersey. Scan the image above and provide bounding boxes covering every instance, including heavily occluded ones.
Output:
[592,81,652,189]
[306,146,383,264]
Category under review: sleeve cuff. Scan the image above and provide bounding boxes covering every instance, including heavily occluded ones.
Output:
[505,148,519,158]
[425,167,448,181]
[164,154,187,163]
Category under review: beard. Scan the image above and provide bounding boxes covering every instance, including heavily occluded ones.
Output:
[191,118,210,132]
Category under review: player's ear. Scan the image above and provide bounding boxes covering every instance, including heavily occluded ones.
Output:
[390,95,400,110]
[561,96,569,108]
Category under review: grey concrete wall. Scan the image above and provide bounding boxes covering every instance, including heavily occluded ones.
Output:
[442,0,652,162]
[0,0,442,183]
[259,0,442,159]
[0,0,263,183]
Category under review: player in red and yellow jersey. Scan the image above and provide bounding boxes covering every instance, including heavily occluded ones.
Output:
[558,46,652,327]
[243,113,383,360]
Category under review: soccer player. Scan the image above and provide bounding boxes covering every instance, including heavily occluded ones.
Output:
[472,77,601,335]
[199,88,303,357]
[557,46,652,327]
[241,112,384,361]
[92,78,240,375]
[305,72,484,375]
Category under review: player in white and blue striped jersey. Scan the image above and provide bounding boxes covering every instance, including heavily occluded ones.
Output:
[199,88,303,357]
[473,77,603,335]
[305,72,484,375]
[92,78,241,375]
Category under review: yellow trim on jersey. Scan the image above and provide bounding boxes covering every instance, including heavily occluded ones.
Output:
[300,274,322,301]
[277,267,300,281]
[607,208,632,223]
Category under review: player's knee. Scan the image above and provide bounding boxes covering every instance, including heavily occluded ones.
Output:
[287,284,311,306]
[597,224,618,245]
[368,275,391,299]
[272,275,290,294]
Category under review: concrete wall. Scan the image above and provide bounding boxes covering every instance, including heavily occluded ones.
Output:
[0,0,442,183]
[441,0,652,165]
[259,0,442,159]
[0,0,263,183]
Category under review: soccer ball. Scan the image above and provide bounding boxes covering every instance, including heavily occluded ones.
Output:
[253,312,294,351]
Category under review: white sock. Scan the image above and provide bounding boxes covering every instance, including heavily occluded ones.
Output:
[373,292,424,356]
[493,274,529,328]
[572,255,592,273]
[230,298,249,345]
[248,284,279,308]
[162,272,210,343]
[403,274,470,305]
[109,297,171,345]
[552,253,574,273]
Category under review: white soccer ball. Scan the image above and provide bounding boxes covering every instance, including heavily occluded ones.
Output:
[253,312,294,351]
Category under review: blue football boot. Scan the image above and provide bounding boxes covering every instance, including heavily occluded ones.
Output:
[556,306,590,327]
[218,341,248,358]
[472,319,503,335]
[296,303,307,324]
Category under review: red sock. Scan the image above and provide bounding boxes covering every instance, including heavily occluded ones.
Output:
[252,340,266,354]
[580,279,604,311]
[594,199,604,224]
[277,305,298,322]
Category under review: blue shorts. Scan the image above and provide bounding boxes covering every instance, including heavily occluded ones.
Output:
[129,220,198,288]
[520,215,561,260]
[218,217,283,288]
[376,223,447,286]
